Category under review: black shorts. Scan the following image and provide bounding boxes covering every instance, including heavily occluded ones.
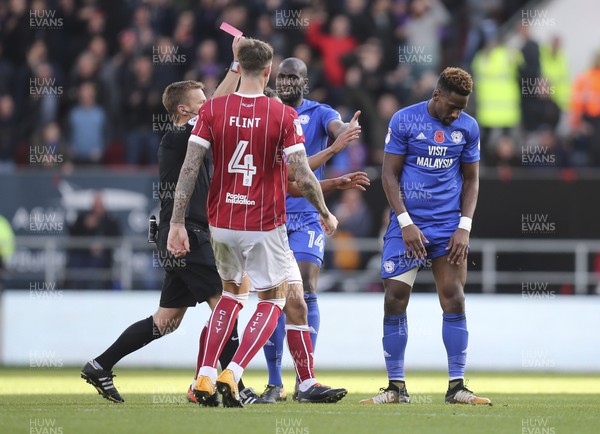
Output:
[156,223,221,308]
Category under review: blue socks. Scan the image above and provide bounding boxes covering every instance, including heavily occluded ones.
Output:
[381,312,468,382]
[263,312,286,386]
[382,313,408,381]
[442,313,468,380]
[305,293,320,350]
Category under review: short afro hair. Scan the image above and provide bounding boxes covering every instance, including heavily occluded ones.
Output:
[437,67,473,96]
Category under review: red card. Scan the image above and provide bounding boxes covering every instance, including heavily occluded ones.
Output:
[219,22,243,37]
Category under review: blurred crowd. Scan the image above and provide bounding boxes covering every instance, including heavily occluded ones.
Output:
[1,0,599,173]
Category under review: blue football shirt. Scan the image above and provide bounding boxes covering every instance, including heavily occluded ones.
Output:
[286,99,341,214]
[384,100,480,230]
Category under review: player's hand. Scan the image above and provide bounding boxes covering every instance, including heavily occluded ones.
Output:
[348,110,361,129]
[167,223,190,258]
[445,229,469,265]
[333,171,370,191]
[319,212,338,235]
[232,35,244,59]
[401,224,429,260]
[329,125,361,154]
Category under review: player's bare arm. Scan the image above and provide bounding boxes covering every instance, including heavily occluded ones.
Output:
[287,148,338,235]
[382,152,429,260]
[288,171,370,197]
[327,110,361,140]
[307,125,361,171]
[167,142,207,256]
[211,35,243,98]
[446,162,479,265]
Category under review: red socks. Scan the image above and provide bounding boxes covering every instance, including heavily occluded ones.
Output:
[286,327,315,383]
[201,296,242,368]
[232,301,283,369]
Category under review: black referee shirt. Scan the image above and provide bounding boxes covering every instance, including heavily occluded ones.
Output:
[157,118,212,228]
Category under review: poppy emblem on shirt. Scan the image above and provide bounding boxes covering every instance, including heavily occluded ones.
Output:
[299,114,310,125]
[451,131,463,144]
[434,130,445,143]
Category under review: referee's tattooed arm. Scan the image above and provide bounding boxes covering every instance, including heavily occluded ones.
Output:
[171,142,207,225]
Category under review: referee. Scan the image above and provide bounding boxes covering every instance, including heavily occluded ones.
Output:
[81,37,247,404]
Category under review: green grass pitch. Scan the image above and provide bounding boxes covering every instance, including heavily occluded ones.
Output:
[2,368,599,434]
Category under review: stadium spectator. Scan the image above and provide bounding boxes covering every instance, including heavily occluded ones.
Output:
[346,0,372,43]
[28,62,62,133]
[1,0,32,66]
[67,81,106,164]
[104,29,138,140]
[255,13,287,57]
[186,39,223,83]
[356,38,387,98]
[151,36,181,90]
[490,135,520,168]
[38,122,67,170]
[366,0,401,71]
[129,3,156,55]
[471,33,522,162]
[170,11,196,76]
[540,35,570,113]
[570,50,600,165]
[67,51,107,108]
[66,192,121,290]
[331,188,373,270]
[402,0,450,78]
[0,94,19,173]
[120,56,161,165]
[305,12,358,89]
[0,42,17,97]
[370,92,402,164]
[518,24,560,133]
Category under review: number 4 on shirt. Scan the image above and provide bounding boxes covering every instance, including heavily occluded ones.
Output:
[228,140,256,186]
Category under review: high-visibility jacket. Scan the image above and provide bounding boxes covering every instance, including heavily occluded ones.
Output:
[540,44,570,110]
[0,215,15,261]
[570,68,600,128]
[471,45,523,127]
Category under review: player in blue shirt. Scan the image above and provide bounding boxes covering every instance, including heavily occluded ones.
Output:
[255,57,361,403]
[360,67,491,405]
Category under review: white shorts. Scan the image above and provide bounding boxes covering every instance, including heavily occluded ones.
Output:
[209,224,291,291]
[288,252,302,285]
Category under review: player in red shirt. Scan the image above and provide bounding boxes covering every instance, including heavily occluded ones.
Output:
[167,38,339,407]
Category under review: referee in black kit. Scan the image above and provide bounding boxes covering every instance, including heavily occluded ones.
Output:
[81,37,249,404]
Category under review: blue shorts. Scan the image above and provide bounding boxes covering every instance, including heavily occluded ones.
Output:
[286,212,324,267]
[381,221,459,279]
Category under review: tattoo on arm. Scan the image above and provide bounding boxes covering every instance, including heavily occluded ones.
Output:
[171,143,207,224]
[287,149,329,216]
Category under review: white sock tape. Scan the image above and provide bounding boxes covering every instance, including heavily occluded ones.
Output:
[222,291,249,307]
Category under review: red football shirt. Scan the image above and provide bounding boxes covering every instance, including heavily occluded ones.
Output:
[189,92,305,231]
